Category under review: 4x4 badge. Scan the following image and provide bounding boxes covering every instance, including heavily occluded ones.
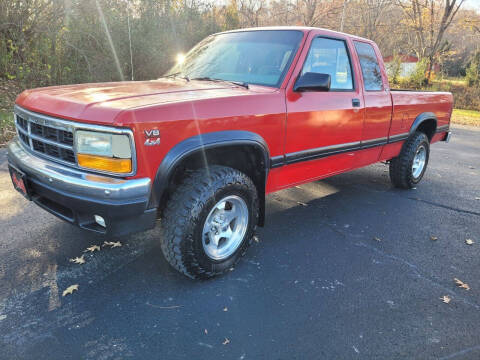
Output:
[144,129,160,146]
[145,138,160,146]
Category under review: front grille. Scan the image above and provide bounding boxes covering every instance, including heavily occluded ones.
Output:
[15,112,76,164]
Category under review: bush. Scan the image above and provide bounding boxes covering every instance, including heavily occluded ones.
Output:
[465,51,480,87]
[428,81,480,112]
[386,54,402,86]
[408,59,429,87]
[451,85,480,111]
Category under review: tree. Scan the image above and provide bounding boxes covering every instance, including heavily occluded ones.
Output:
[238,0,267,27]
[398,0,465,82]
[221,0,241,30]
[466,50,480,87]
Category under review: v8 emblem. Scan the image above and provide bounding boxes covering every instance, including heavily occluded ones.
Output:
[144,129,160,137]
[144,129,160,146]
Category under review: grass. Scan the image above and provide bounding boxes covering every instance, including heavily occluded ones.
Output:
[0,87,16,146]
[451,109,480,127]
[0,110,14,146]
[431,77,467,87]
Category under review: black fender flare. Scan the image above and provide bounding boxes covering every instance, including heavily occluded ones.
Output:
[149,130,270,225]
[409,112,437,136]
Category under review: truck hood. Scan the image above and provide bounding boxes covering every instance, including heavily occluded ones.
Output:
[16,79,267,125]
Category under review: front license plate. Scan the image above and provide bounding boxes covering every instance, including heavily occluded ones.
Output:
[9,165,31,200]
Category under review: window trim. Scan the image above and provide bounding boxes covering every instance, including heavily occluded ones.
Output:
[299,35,356,93]
[353,40,384,92]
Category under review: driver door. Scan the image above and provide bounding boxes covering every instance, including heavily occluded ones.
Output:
[277,32,365,188]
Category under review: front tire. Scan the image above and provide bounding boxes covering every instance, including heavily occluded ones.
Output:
[389,131,430,189]
[160,166,258,279]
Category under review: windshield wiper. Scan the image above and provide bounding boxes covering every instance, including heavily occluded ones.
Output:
[191,77,249,89]
[161,72,190,81]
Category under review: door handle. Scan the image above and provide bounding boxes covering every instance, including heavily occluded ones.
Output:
[352,99,361,107]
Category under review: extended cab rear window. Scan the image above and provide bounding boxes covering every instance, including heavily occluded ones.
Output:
[167,30,304,88]
[354,41,383,91]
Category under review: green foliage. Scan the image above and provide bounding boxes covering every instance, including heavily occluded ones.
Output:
[386,54,402,86]
[465,50,480,87]
[223,0,241,30]
[407,59,429,88]
[0,109,14,145]
[0,0,224,88]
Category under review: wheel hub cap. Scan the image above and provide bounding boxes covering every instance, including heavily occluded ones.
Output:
[202,195,249,260]
[412,145,426,179]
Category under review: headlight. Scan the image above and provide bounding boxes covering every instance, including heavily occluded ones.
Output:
[75,130,133,174]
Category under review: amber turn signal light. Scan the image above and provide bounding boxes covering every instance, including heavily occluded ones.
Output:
[77,154,132,174]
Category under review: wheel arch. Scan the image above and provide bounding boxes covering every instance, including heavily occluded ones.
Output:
[410,112,437,141]
[149,130,270,226]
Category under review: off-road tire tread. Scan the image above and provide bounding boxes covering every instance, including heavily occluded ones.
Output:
[161,166,258,279]
[389,131,429,189]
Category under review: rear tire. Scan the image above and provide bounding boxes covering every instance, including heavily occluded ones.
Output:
[160,166,258,279]
[389,131,430,189]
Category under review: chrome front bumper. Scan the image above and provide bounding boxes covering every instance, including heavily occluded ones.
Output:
[7,138,156,236]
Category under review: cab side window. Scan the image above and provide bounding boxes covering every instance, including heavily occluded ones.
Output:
[301,37,353,90]
[354,41,383,91]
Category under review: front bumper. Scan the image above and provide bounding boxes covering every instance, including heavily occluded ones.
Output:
[7,138,157,236]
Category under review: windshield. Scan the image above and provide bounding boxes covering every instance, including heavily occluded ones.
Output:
[166,30,304,88]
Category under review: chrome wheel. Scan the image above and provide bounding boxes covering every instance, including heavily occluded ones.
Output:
[202,195,249,261]
[412,145,426,179]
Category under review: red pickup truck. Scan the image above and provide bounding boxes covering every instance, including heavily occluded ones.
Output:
[8,27,452,278]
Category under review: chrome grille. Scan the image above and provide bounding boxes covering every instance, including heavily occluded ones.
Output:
[14,109,76,165]
[13,105,137,176]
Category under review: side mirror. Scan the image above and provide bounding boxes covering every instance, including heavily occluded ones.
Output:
[294,72,331,92]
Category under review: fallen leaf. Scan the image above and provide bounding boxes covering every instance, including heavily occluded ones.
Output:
[297,201,308,206]
[440,295,451,304]
[69,255,85,264]
[204,329,208,335]
[454,278,470,291]
[103,241,122,248]
[430,236,438,241]
[84,245,100,252]
[466,239,474,245]
[145,302,182,309]
[222,338,230,345]
[62,284,79,297]
[223,307,228,312]
[373,237,382,242]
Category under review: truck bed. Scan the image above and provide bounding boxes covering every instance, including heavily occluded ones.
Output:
[389,90,453,138]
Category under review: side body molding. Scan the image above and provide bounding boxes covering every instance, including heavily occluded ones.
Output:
[409,112,438,135]
[149,130,271,225]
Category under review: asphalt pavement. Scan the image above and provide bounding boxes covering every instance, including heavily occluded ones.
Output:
[0,125,479,360]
